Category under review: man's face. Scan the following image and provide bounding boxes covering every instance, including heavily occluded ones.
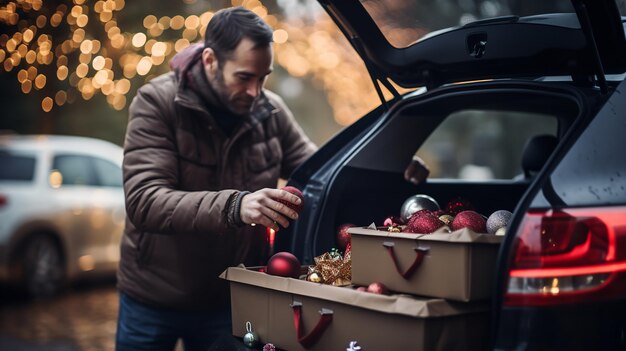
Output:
[203,37,273,116]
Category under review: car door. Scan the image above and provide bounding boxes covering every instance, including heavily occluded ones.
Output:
[50,153,122,274]
[89,156,125,271]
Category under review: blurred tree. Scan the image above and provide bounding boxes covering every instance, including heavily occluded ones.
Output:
[0,0,343,145]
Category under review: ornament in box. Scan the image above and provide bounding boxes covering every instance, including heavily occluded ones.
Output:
[400,194,440,223]
[438,214,454,226]
[383,216,401,232]
[405,210,447,234]
[266,251,301,278]
[312,250,351,286]
[306,270,323,283]
[486,210,512,235]
[451,210,487,233]
[367,282,389,295]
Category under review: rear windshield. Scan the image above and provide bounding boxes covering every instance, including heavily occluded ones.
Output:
[0,152,36,181]
[361,0,578,48]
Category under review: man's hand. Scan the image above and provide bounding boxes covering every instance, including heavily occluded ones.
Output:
[404,155,430,185]
[239,188,301,231]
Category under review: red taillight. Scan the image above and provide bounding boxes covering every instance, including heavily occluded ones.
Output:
[505,207,626,306]
[0,194,6,207]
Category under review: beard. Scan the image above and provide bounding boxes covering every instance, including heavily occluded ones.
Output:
[209,67,254,117]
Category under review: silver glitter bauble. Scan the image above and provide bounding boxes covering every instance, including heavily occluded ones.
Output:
[243,321,259,347]
[486,210,512,235]
[400,194,440,223]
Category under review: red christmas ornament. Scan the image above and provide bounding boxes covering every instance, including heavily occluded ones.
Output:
[451,210,487,233]
[279,186,304,213]
[367,282,389,295]
[266,251,301,278]
[445,197,475,216]
[405,211,445,234]
[336,223,354,250]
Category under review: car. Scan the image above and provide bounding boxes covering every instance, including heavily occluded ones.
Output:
[274,0,626,349]
[0,134,125,297]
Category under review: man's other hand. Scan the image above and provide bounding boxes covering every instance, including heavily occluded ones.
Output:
[404,155,430,185]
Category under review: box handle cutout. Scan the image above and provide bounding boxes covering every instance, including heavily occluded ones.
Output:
[383,242,430,279]
[291,300,334,348]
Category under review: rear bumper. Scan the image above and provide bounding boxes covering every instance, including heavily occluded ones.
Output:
[495,302,626,350]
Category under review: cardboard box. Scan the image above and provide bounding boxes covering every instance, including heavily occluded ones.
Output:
[349,226,502,302]
[220,265,490,351]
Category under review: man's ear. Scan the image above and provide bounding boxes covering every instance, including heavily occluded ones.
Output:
[202,47,218,71]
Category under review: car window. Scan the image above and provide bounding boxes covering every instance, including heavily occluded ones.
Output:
[52,154,97,186]
[0,151,36,181]
[415,110,557,180]
[92,157,122,188]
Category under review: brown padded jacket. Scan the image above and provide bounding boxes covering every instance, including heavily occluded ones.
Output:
[117,48,316,311]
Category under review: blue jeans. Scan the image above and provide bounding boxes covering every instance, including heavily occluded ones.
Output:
[116,291,232,351]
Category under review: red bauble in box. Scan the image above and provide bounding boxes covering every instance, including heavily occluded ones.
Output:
[405,210,446,234]
[451,210,487,233]
[279,186,304,213]
[336,223,354,250]
[266,251,301,278]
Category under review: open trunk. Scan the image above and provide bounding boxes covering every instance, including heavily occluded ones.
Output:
[276,80,599,264]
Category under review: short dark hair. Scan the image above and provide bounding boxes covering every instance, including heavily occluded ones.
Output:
[204,7,273,65]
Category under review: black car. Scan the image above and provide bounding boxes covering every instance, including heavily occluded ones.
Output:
[275,0,626,349]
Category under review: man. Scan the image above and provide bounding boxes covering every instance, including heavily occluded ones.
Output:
[116,7,316,350]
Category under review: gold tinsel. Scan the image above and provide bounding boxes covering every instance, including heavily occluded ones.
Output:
[308,249,351,286]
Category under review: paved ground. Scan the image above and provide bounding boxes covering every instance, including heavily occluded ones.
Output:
[0,279,234,351]
[0,279,118,351]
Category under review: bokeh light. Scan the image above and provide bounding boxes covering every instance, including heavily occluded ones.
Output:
[0,0,400,126]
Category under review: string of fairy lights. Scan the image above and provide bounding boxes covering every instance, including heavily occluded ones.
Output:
[0,0,412,126]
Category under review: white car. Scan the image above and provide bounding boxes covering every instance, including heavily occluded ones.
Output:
[0,134,125,296]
